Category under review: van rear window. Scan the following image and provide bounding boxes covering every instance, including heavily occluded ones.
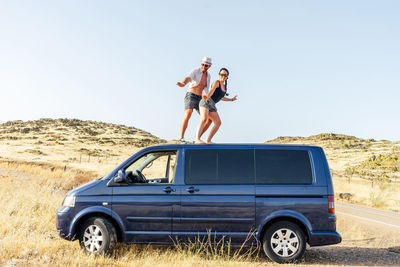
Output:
[185,149,254,184]
[255,150,313,184]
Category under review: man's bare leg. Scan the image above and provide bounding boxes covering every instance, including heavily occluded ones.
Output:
[180,109,193,140]
[195,107,209,144]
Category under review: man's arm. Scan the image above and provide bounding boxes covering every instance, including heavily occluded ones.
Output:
[176,77,192,87]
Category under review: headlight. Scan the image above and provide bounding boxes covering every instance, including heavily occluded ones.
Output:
[62,195,76,207]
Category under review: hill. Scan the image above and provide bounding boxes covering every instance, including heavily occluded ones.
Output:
[0,118,166,174]
[0,118,164,146]
[266,133,400,182]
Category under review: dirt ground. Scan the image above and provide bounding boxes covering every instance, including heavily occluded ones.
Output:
[299,214,400,266]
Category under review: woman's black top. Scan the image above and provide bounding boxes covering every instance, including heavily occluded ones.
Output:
[211,81,226,103]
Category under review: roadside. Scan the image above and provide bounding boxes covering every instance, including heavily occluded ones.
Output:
[299,202,400,266]
[336,201,400,229]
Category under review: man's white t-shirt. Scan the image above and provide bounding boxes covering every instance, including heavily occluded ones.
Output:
[188,67,211,94]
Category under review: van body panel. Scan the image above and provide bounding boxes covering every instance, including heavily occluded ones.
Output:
[61,204,114,240]
[57,143,341,254]
[318,147,335,195]
[112,184,180,243]
[255,208,313,239]
[68,179,103,196]
[176,184,255,244]
[256,196,329,233]
[57,178,113,239]
[255,185,327,196]
[67,179,111,197]
[309,230,342,246]
[309,147,329,186]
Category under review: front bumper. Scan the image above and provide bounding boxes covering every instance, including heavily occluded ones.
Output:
[56,207,75,241]
[309,230,342,246]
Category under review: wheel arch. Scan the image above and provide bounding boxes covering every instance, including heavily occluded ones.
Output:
[258,214,311,244]
[70,207,125,242]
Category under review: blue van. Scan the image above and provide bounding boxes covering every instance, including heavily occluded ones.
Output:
[57,144,341,263]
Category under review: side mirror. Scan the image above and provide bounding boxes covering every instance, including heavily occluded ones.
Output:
[115,169,126,183]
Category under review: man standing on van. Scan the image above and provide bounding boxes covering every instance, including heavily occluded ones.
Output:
[176,56,212,143]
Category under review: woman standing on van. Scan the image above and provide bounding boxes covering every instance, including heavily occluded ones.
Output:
[195,68,237,144]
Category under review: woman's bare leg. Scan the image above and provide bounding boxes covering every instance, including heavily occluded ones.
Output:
[195,107,209,144]
[206,112,221,144]
[200,118,212,137]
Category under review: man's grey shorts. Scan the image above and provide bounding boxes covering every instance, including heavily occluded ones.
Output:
[184,92,202,110]
[199,98,217,112]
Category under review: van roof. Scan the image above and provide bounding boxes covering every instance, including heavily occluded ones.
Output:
[146,143,322,150]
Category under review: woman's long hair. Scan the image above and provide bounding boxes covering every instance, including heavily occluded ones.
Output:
[219,68,229,96]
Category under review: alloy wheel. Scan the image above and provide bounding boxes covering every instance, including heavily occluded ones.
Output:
[270,228,299,257]
[83,225,104,253]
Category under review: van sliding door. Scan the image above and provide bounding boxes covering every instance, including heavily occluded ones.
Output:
[174,148,256,245]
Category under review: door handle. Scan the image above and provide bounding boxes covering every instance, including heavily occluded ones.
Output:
[163,187,176,193]
[186,186,199,193]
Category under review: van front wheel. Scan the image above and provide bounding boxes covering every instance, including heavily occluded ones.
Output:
[78,217,117,255]
[262,221,306,263]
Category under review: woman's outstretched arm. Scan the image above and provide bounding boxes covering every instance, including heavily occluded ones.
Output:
[222,95,237,102]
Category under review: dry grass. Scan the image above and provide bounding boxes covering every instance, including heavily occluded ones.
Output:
[333,174,400,211]
[1,160,400,266]
[1,120,400,265]
[0,159,95,191]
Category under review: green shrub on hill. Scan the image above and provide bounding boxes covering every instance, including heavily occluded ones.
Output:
[266,133,373,150]
[345,153,400,180]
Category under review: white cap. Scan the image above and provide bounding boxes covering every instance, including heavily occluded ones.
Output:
[201,56,212,65]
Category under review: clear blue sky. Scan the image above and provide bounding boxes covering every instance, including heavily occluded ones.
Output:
[1,1,399,142]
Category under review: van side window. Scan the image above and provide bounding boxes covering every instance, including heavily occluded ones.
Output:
[255,150,313,184]
[125,151,177,184]
[185,150,217,184]
[218,149,255,183]
[185,149,254,184]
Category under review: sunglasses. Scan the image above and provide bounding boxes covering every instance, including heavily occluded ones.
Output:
[202,64,211,68]
[219,73,228,77]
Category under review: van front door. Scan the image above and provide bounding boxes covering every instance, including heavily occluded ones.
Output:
[111,150,179,243]
[174,148,256,245]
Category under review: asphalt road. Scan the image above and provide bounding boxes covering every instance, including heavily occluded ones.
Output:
[336,201,400,229]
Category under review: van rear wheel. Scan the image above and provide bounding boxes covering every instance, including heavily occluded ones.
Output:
[263,221,306,263]
[79,217,117,255]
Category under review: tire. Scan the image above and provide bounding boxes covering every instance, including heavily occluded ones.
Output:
[262,221,306,263]
[78,217,117,255]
